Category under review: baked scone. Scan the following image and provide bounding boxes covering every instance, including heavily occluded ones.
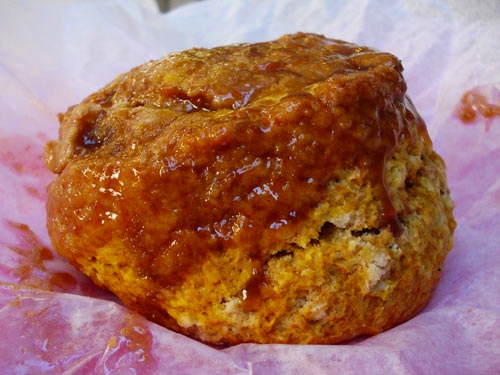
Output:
[44,33,455,345]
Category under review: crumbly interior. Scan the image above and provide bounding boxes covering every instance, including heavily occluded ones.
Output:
[44,33,455,345]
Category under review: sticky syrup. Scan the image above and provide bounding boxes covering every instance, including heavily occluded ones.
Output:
[457,89,500,124]
[5,221,79,292]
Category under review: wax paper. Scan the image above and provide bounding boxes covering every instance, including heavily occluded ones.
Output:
[1,0,500,373]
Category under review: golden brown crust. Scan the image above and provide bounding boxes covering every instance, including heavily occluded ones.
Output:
[45,33,455,345]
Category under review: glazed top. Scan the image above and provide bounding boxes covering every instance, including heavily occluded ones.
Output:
[45,33,427,293]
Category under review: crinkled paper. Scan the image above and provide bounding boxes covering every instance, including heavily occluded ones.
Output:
[1,0,499,373]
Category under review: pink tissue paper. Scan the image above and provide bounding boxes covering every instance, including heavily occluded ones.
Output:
[1,0,499,373]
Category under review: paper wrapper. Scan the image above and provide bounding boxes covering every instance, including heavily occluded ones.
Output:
[1,0,500,373]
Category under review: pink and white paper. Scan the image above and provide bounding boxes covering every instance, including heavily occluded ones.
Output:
[1,0,499,373]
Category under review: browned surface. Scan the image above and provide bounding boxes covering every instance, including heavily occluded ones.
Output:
[45,33,455,344]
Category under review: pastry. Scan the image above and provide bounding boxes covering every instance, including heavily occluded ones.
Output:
[44,33,456,344]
